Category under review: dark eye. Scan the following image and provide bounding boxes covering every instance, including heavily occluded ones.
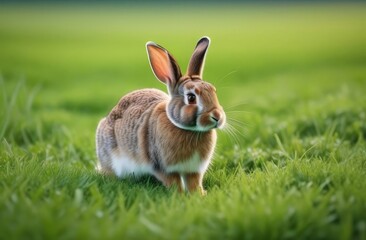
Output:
[187,93,196,104]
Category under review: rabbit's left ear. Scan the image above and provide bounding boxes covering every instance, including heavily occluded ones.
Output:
[146,41,182,86]
[186,36,211,78]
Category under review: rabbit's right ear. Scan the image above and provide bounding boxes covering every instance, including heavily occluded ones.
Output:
[186,37,210,78]
[146,42,182,86]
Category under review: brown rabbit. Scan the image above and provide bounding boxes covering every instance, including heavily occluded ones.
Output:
[96,37,226,195]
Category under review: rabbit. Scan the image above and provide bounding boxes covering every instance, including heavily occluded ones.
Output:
[96,36,226,195]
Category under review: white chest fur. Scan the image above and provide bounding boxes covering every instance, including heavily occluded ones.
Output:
[111,152,153,178]
[165,152,210,174]
[111,151,210,177]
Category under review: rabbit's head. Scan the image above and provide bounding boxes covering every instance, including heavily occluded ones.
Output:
[146,37,226,132]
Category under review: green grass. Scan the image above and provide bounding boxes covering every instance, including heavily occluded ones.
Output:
[1,3,366,240]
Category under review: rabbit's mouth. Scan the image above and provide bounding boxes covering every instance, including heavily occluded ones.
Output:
[197,110,226,131]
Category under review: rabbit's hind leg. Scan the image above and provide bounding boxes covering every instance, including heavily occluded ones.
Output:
[96,118,116,175]
[153,171,183,192]
[182,173,206,196]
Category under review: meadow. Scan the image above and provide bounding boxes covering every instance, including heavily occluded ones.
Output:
[0,3,366,239]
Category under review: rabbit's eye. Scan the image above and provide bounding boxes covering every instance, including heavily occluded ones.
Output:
[187,93,196,104]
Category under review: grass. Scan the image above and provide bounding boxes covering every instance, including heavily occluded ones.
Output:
[0,3,366,240]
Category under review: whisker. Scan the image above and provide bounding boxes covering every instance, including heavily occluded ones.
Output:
[226,110,252,114]
[225,102,250,110]
[227,117,248,126]
[227,119,251,131]
[228,124,246,138]
[227,119,247,136]
[223,123,245,146]
[215,70,238,85]
[223,126,238,145]
[227,128,242,146]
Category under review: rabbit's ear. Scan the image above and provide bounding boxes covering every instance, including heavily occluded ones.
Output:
[146,42,182,86]
[186,37,210,78]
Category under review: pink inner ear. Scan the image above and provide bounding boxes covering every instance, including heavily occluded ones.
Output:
[148,46,173,84]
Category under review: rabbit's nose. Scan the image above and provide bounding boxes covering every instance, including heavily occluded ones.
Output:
[209,109,226,129]
[210,110,222,125]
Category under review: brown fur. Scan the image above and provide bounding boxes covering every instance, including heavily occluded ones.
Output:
[96,37,225,195]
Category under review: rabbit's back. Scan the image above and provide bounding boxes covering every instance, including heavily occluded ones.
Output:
[110,88,168,151]
[108,88,168,126]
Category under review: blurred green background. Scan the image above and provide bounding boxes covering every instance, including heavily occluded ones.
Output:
[1,3,365,123]
[1,3,364,136]
[1,2,366,239]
